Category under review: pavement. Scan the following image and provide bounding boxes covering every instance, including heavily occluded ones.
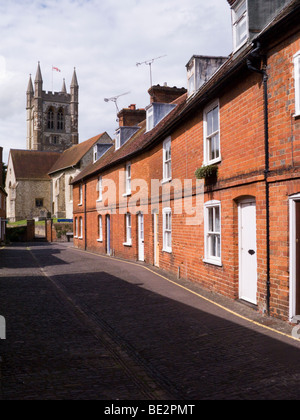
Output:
[0,242,300,400]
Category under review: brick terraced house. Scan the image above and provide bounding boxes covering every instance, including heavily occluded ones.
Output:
[73,0,300,322]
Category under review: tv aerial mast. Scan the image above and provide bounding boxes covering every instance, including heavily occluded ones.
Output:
[136,55,167,87]
[104,91,130,120]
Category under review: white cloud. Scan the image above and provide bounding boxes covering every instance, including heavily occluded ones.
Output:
[0,0,232,162]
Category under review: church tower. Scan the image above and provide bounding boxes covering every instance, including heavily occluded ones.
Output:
[26,63,79,152]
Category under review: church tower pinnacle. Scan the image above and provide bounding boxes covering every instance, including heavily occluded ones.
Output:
[26,63,79,152]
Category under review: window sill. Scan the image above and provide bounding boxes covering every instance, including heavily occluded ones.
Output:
[97,239,103,243]
[294,113,300,120]
[78,236,83,240]
[122,192,132,197]
[123,242,132,247]
[162,248,172,254]
[203,258,222,267]
[203,157,221,167]
[96,199,103,203]
[78,203,83,207]
[74,236,78,239]
[161,178,172,185]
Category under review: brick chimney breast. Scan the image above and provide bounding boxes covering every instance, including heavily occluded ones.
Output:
[148,84,187,104]
[117,106,146,127]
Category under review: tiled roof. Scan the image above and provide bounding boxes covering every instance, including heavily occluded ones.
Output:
[48,133,111,174]
[73,0,299,184]
[11,150,61,180]
[73,93,187,184]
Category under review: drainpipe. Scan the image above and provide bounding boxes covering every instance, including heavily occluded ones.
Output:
[84,181,87,251]
[247,43,271,316]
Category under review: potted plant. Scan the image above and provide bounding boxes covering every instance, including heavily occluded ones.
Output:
[195,164,218,181]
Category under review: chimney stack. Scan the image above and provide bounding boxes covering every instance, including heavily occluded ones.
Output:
[117,105,146,127]
[148,84,187,104]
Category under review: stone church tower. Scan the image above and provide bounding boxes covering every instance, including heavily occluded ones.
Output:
[26,63,79,152]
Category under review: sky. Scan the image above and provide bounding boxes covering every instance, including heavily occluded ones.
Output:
[0,0,232,163]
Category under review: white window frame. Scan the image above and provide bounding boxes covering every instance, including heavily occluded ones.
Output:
[204,200,222,266]
[97,215,103,242]
[163,208,172,253]
[74,217,78,238]
[79,184,83,206]
[123,213,132,246]
[294,51,300,116]
[97,176,103,202]
[115,131,121,151]
[79,217,83,239]
[162,137,172,183]
[232,0,248,52]
[146,106,154,132]
[93,145,98,163]
[125,162,131,196]
[203,100,221,166]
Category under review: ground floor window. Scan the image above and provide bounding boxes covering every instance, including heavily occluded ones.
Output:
[124,213,132,246]
[98,215,103,242]
[204,201,221,265]
[163,208,172,253]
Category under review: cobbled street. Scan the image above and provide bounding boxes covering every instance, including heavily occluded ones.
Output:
[1,243,300,400]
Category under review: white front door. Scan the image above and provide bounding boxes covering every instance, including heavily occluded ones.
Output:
[289,195,300,320]
[239,200,258,304]
[154,213,159,267]
[138,213,144,261]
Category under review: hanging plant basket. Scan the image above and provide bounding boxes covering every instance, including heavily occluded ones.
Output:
[195,164,218,180]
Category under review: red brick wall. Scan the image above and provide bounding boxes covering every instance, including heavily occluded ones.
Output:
[73,29,300,321]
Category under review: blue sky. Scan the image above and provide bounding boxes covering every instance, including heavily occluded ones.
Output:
[0,0,232,162]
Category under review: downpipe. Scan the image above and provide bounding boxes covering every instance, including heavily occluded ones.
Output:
[247,43,271,316]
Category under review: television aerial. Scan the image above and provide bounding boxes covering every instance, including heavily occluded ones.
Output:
[136,55,167,87]
[104,91,131,117]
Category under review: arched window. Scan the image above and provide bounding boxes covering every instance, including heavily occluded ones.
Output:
[57,108,64,130]
[79,217,83,239]
[47,108,54,129]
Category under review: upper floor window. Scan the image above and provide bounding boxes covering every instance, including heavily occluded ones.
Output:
[115,131,121,151]
[57,108,64,130]
[125,162,131,196]
[79,184,83,206]
[203,100,220,165]
[69,177,73,202]
[146,106,154,132]
[47,108,54,129]
[163,137,172,182]
[294,51,300,116]
[93,145,98,163]
[232,0,248,51]
[35,198,43,208]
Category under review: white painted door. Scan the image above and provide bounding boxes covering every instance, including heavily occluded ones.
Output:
[106,215,111,256]
[239,201,258,304]
[138,213,144,261]
[154,213,159,267]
